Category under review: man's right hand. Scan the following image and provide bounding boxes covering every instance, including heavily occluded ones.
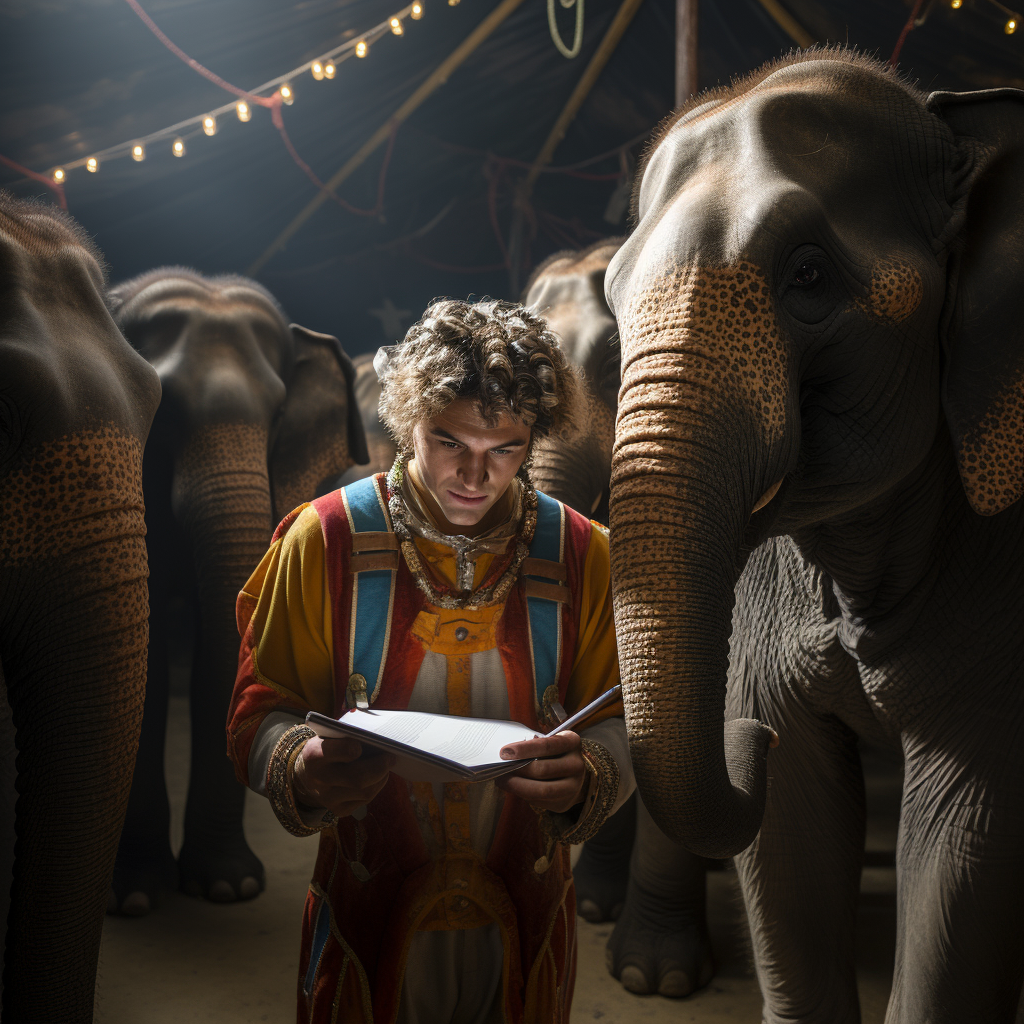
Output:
[292,737,394,818]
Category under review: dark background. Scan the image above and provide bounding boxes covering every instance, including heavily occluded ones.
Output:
[2,0,1022,357]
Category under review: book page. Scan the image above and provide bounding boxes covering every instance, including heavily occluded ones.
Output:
[336,710,537,769]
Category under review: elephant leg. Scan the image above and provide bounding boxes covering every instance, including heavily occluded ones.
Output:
[605,793,714,997]
[732,674,865,1024]
[887,722,1024,1023]
[109,578,178,917]
[573,791,635,922]
[177,608,264,903]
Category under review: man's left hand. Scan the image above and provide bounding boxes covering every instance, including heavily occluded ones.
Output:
[495,730,587,813]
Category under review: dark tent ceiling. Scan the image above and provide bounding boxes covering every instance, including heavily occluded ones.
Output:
[2,0,1022,354]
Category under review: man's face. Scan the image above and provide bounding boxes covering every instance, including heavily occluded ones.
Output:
[410,398,532,532]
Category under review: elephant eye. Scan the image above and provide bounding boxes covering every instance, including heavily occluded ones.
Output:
[792,263,820,287]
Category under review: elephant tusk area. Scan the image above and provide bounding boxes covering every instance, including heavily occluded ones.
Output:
[751,479,783,514]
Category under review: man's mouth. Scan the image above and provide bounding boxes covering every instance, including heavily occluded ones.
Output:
[447,490,488,506]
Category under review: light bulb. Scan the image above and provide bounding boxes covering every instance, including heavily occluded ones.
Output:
[132,143,146,162]
[52,167,65,183]
[203,115,217,136]
[311,60,325,80]
[356,40,368,57]
[950,0,962,7]
[87,157,98,173]
[280,83,294,104]
[448,0,459,7]
[324,60,336,78]
[411,2,423,17]
[236,101,251,122]
[172,138,185,158]
[1006,17,1017,31]
[390,16,403,33]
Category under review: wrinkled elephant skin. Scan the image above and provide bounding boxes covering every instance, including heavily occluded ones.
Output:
[108,269,367,915]
[0,196,161,1020]
[606,52,1024,1022]
[525,240,716,998]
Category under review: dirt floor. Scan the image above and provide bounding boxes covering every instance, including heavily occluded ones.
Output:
[95,696,900,1022]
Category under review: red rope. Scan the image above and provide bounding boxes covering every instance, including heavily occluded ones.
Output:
[889,0,927,66]
[0,153,67,209]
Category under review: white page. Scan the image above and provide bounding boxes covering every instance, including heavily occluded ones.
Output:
[337,709,537,769]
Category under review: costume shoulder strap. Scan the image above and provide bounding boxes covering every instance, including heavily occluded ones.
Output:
[523,490,570,710]
[339,475,399,706]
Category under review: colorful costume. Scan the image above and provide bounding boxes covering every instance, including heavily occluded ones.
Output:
[227,464,632,1024]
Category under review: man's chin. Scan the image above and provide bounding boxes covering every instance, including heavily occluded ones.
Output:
[440,501,491,529]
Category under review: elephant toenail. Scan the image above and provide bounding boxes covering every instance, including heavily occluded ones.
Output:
[238,876,261,900]
[120,891,151,917]
[207,880,236,903]
[658,969,694,998]
[619,965,653,994]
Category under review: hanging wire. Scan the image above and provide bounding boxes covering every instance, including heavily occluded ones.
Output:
[548,0,584,58]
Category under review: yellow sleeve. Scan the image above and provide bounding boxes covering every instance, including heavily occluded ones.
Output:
[241,504,336,716]
[563,522,622,725]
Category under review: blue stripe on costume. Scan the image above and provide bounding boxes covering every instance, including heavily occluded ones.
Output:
[303,898,332,997]
[526,491,565,710]
[343,475,394,702]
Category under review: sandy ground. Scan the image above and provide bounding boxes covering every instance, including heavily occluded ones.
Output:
[95,696,899,1022]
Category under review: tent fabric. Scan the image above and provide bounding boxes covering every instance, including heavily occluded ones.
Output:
[2,0,1022,350]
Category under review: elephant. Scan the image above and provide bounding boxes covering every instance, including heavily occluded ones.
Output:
[0,194,161,1018]
[107,268,367,914]
[525,241,716,998]
[338,350,397,485]
[604,49,1024,1023]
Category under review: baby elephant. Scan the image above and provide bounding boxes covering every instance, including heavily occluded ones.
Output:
[108,269,367,914]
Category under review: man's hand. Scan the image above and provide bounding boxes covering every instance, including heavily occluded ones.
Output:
[495,730,588,813]
[293,736,394,819]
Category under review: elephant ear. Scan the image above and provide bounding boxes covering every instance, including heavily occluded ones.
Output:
[268,324,369,523]
[928,88,1024,516]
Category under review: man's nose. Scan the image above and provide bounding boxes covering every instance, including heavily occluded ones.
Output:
[459,452,488,488]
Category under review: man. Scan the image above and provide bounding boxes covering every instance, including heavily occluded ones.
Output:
[226,298,633,1024]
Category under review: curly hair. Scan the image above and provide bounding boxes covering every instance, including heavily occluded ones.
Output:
[378,298,583,454]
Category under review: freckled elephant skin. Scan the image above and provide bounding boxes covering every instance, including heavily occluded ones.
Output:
[606,52,1024,1023]
[109,269,366,913]
[0,195,161,1021]
[525,239,718,999]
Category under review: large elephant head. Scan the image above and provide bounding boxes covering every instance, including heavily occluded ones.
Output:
[525,239,622,519]
[604,52,1024,858]
[0,195,161,1017]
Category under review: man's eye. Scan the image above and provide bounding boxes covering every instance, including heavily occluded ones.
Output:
[491,448,514,456]
[440,440,461,450]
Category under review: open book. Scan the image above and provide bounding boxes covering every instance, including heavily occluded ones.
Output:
[305,684,622,784]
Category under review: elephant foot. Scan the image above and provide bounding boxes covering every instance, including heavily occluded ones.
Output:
[177,836,265,903]
[572,794,635,923]
[108,850,179,917]
[605,878,715,998]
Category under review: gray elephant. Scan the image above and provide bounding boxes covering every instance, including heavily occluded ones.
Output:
[338,351,397,485]
[526,242,716,998]
[605,51,1024,1022]
[107,268,367,914]
[0,195,161,1018]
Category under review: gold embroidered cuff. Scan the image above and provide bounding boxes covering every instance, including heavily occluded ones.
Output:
[266,724,336,838]
[540,737,620,846]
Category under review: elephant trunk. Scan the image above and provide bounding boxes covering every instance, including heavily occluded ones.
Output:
[171,423,274,838]
[610,343,779,860]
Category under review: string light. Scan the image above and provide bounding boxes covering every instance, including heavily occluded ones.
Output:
[951,0,962,7]
[311,60,325,80]
[86,157,98,173]
[236,100,251,122]
[279,83,294,104]
[356,40,368,57]
[52,167,65,183]
[390,16,404,34]
[448,0,460,7]
[203,115,217,136]
[324,60,337,78]
[132,143,146,162]
[172,138,185,157]
[411,2,424,17]
[1006,16,1017,30]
